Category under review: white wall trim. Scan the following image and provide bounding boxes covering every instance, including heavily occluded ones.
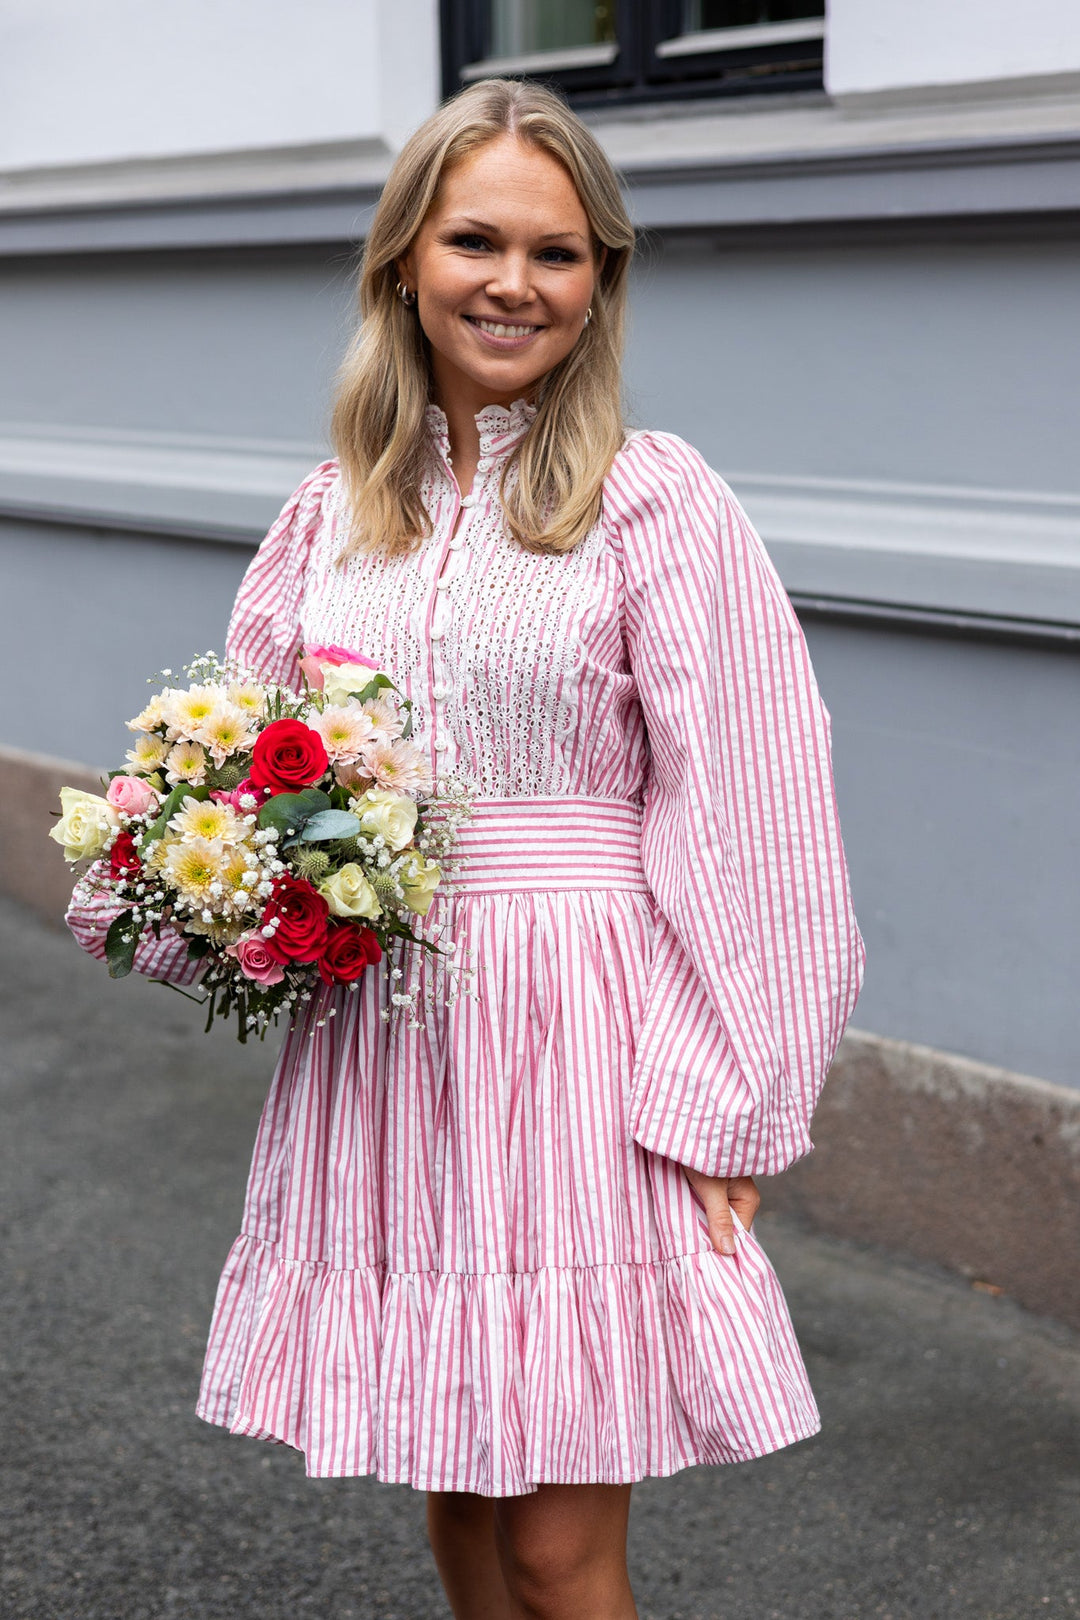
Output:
[1,424,1077,628]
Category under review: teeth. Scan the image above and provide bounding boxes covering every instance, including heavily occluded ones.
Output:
[472,319,537,338]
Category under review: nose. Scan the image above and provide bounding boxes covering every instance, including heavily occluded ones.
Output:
[485,251,534,308]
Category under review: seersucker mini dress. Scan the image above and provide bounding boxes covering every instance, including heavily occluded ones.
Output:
[68,398,864,1496]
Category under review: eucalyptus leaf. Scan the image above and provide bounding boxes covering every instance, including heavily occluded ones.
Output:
[257,788,330,843]
[105,909,139,979]
[299,809,363,843]
[346,673,395,705]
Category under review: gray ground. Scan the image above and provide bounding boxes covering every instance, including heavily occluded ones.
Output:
[2,894,1077,1620]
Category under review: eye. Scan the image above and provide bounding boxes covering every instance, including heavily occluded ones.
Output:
[451,233,489,251]
[537,247,580,265]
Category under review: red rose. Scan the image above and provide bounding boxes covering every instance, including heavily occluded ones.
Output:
[259,875,331,963]
[318,922,382,986]
[109,831,142,879]
[249,718,329,793]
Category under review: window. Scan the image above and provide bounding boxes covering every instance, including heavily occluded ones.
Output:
[440,1,826,105]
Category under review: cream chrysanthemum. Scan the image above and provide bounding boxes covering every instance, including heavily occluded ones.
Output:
[218,847,259,913]
[165,740,207,785]
[359,696,404,745]
[311,702,377,764]
[126,734,169,773]
[162,685,223,742]
[197,702,259,767]
[126,694,167,733]
[162,836,225,904]
[361,737,432,795]
[227,681,268,718]
[168,796,246,846]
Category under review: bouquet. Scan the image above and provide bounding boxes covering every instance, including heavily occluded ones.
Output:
[51,647,472,1040]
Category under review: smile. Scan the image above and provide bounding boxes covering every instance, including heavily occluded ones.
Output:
[464,315,544,345]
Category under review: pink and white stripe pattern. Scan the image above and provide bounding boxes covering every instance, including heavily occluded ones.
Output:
[69,402,864,1492]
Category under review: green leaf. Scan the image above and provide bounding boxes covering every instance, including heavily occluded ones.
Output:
[142,782,209,845]
[299,810,362,843]
[344,672,396,705]
[256,788,330,845]
[105,910,139,979]
[186,935,211,959]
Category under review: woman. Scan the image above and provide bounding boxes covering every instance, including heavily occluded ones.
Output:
[71,78,864,1620]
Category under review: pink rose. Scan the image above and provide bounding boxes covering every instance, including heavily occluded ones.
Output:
[210,777,270,812]
[299,642,379,692]
[106,775,159,816]
[226,932,286,985]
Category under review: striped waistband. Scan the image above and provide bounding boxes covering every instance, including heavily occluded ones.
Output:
[440,796,648,895]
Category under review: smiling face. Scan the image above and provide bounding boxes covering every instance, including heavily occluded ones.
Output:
[397,134,602,419]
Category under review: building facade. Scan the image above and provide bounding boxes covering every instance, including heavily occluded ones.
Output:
[3,0,1077,1316]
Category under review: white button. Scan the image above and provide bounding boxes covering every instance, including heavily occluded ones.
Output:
[430,626,444,641]
[448,537,464,551]
[433,685,450,701]
[460,494,476,508]
[435,577,451,590]
[434,733,449,750]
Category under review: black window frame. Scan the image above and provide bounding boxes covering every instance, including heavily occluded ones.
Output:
[439,0,826,108]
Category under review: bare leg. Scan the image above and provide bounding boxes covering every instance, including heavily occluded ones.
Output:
[427,1491,515,1620]
[494,1483,637,1620]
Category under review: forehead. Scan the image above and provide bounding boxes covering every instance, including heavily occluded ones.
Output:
[431,135,588,230]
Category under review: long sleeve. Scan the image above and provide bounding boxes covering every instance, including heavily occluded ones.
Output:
[65,863,205,986]
[605,431,865,1178]
[225,459,339,685]
[64,461,338,977]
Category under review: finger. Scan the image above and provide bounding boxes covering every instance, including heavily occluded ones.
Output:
[728,1176,760,1232]
[702,1185,737,1258]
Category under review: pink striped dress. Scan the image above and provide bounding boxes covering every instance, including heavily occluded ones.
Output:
[68,398,864,1495]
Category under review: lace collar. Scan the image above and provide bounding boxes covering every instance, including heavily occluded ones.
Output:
[424,396,538,463]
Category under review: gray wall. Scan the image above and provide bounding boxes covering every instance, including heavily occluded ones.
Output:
[2,227,1077,1088]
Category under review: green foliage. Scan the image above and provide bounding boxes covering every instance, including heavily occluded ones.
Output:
[105,910,139,978]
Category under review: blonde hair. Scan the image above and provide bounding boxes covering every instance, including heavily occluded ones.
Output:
[331,77,636,559]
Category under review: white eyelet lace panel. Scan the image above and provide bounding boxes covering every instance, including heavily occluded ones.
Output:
[298,451,637,800]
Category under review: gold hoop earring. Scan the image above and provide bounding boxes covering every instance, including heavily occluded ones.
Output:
[396,281,416,306]
[584,306,593,325]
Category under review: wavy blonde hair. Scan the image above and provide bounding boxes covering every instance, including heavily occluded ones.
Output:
[331,77,636,559]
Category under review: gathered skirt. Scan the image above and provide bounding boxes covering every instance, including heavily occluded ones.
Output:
[196,796,819,1495]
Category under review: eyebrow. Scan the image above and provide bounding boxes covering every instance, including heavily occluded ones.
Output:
[446,216,588,244]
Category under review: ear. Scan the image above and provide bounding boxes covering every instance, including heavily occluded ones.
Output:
[395,252,415,292]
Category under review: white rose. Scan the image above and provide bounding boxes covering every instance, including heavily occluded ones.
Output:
[398,852,441,917]
[351,788,418,852]
[322,662,381,706]
[318,863,382,920]
[49,787,120,863]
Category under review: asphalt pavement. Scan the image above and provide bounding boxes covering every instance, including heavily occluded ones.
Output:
[2,894,1078,1620]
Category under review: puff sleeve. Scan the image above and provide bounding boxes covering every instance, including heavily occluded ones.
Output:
[225,459,339,685]
[605,432,865,1178]
[64,461,338,979]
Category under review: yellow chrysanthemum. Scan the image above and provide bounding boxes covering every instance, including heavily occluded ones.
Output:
[219,848,257,911]
[165,740,207,785]
[168,797,245,845]
[163,685,223,741]
[197,703,258,767]
[126,694,167,733]
[162,836,225,902]
[126,734,169,773]
[227,682,267,717]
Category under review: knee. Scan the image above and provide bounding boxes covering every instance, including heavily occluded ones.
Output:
[495,1521,597,1615]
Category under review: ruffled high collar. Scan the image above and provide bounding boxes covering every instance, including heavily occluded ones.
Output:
[425,396,538,463]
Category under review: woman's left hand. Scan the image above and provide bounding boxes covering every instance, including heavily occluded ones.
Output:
[681,1167,761,1257]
